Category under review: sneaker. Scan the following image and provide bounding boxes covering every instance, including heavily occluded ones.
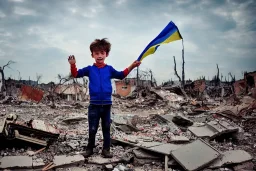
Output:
[101,148,113,158]
[82,148,93,158]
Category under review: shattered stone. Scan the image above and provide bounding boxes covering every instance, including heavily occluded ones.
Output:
[67,140,80,149]
[26,150,35,156]
[32,158,45,169]
[0,156,32,169]
[105,164,113,171]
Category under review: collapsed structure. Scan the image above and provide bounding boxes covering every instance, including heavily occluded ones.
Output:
[0,71,255,171]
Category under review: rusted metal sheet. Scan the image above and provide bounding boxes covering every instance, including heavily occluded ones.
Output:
[20,85,44,102]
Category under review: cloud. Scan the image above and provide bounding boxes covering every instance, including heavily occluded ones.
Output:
[0,0,255,84]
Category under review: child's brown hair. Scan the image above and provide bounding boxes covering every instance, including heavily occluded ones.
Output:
[90,38,111,54]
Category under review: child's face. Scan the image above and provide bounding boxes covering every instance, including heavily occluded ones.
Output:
[92,50,108,64]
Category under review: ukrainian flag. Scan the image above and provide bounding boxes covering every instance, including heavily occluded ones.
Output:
[137,21,182,62]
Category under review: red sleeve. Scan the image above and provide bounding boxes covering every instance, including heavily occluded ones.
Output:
[70,64,78,77]
[123,68,129,77]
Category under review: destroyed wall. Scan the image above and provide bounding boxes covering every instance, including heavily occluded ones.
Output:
[234,71,256,96]
[55,84,84,101]
[20,85,44,102]
[115,78,136,97]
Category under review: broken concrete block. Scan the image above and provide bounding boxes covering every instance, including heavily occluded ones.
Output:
[210,150,253,168]
[88,156,121,165]
[148,143,184,155]
[172,115,193,127]
[0,156,32,169]
[53,155,84,167]
[26,150,35,156]
[137,141,163,148]
[207,121,226,132]
[188,125,216,138]
[105,164,113,171]
[32,158,45,169]
[169,135,189,142]
[171,139,220,171]
[133,149,161,159]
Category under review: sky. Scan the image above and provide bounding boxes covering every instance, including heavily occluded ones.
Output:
[0,0,256,85]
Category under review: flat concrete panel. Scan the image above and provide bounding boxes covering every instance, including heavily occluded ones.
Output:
[88,156,121,164]
[32,158,45,169]
[207,121,226,132]
[218,120,239,131]
[210,150,253,168]
[170,136,189,142]
[0,156,32,169]
[171,139,220,171]
[137,141,164,148]
[133,149,161,159]
[53,155,84,167]
[161,114,175,122]
[188,126,215,138]
[148,143,184,155]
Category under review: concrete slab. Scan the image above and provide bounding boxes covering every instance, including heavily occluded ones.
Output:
[148,143,184,155]
[170,139,220,171]
[161,114,175,123]
[0,156,32,169]
[218,120,239,131]
[207,121,226,132]
[188,126,216,138]
[56,167,90,171]
[53,155,84,167]
[210,150,253,168]
[189,120,239,139]
[32,158,45,169]
[88,156,121,164]
[170,136,189,142]
[133,149,161,159]
[137,141,164,148]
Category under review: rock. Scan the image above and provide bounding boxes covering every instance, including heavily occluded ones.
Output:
[27,150,35,156]
[105,164,113,171]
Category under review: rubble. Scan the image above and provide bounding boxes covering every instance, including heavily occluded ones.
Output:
[0,80,255,170]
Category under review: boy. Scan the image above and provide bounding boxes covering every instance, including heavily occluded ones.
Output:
[68,38,140,158]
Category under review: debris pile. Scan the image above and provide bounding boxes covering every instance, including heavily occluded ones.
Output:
[0,82,255,170]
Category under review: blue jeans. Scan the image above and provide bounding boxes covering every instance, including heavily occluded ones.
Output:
[87,104,111,150]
